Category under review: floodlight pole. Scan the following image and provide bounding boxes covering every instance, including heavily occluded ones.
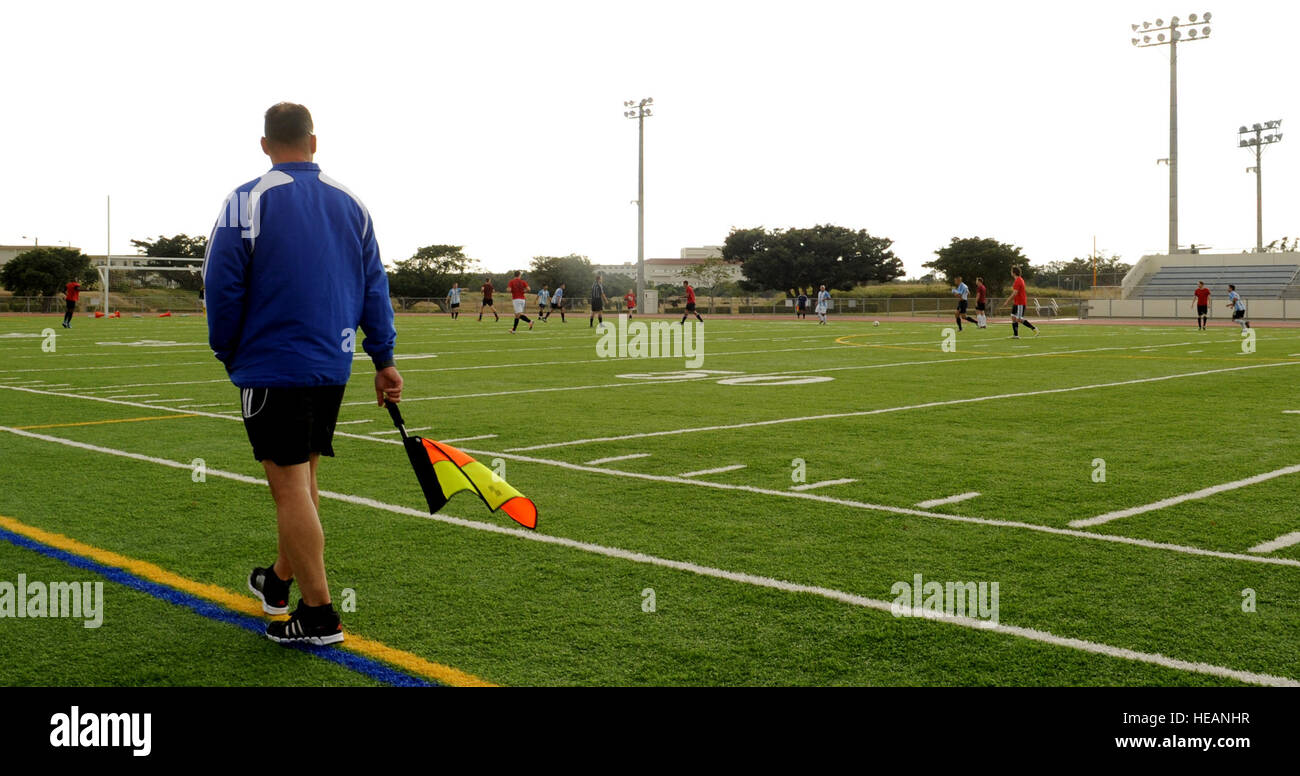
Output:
[1132,13,1212,256]
[624,98,653,312]
[1238,122,1282,252]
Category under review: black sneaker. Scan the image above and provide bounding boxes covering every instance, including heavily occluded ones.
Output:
[266,601,344,646]
[248,565,292,615]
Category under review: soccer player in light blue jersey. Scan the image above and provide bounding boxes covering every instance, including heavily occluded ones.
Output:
[549,283,566,322]
[447,282,461,319]
[951,275,980,331]
[1227,284,1251,331]
[536,285,550,323]
[815,285,831,324]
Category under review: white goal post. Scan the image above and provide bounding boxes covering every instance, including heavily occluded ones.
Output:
[92,256,204,313]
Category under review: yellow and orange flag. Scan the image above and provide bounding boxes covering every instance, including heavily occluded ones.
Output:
[385,402,537,529]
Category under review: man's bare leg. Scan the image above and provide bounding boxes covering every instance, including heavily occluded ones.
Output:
[265,455,329,607]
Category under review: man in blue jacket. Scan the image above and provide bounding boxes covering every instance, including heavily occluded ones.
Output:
[203,102,402,646]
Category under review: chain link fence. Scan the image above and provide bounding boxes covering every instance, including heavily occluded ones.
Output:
[2,294,1086,318]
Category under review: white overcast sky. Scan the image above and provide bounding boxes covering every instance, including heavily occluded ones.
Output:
[2,0,1297,277]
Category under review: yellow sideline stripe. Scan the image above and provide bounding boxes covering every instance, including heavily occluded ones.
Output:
[14,414,200,430]
[0,514,496,688]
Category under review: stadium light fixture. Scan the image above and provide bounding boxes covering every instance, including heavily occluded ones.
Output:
[1131,11,1213,256]
[624,98,654,314]
[1238,120,1284,252]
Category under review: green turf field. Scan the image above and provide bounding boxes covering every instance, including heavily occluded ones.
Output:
[1,312,1297,686]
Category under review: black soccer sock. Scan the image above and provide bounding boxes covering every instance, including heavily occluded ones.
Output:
[301,601,338,624]
[956,318,963,331]
[1013,321,1020,336]
[521,315,531,323]
[512,318,519,331]
[1022,320,1036,330]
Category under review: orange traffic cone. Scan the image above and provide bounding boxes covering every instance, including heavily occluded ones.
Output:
[110,311,121,318]
[158,311,172,317]
[94,311,105,318]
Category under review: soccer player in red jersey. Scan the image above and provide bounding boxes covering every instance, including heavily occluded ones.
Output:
[506,270,533,333]
[974,277,988,328]
[478,278,499,322]
[1193,281,1211,330]
[61,280,81,328]
[997,266,1037,338]
[680,281,704,325]
[624,289,637,319]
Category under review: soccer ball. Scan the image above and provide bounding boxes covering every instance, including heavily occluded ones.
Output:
[873,320,880,327]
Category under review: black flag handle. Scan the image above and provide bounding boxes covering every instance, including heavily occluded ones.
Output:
[384,400,408,440]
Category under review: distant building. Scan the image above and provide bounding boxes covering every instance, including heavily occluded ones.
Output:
[591,246,742,285]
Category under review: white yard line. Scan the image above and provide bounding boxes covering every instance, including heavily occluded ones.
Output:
[1,423,1293,688]
[916,491,981,508]
[441,434,499,443]
[8,375,1300,571]
[446,443,1300,570]
[509,361,1300,452]
[1249,532,1300,554]
[585,453,651,466]
[370,426,431,435]
[106,393,159,399]
[144,398,194,404]
[678,464,747,478]
[1069,463,1300,528]
[0,361,214,374]
[81,378,230,392]
[790,478,857,491]
[180,404,225,409]
[335,419,374,425]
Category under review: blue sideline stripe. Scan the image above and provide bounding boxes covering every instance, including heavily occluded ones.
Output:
[0,527,435,687]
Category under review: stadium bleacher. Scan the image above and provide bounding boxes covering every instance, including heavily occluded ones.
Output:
[1132,264,1300,299]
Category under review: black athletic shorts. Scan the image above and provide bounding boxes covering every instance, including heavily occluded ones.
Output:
[957,299,969,314]
[1197,305,1207,315]
[450,302,460,309]
[591,299,604,312]
[976,301,986,312]
[1233,309,1245,320]
[686,302,697,312]
[240,385,346,466]
[550,302,560,309]
[482,297,493,306]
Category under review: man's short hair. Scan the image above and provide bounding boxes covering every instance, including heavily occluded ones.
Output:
[264,103,314,148]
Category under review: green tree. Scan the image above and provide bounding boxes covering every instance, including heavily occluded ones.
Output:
[386,245,478,308]
[130,234,207,291]
[528,254,596,298]
[924,237,1032,296]
[722,224,903,292]
[682,256,740,313]
[0,247,96,300]
[1032,251,1131,290]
